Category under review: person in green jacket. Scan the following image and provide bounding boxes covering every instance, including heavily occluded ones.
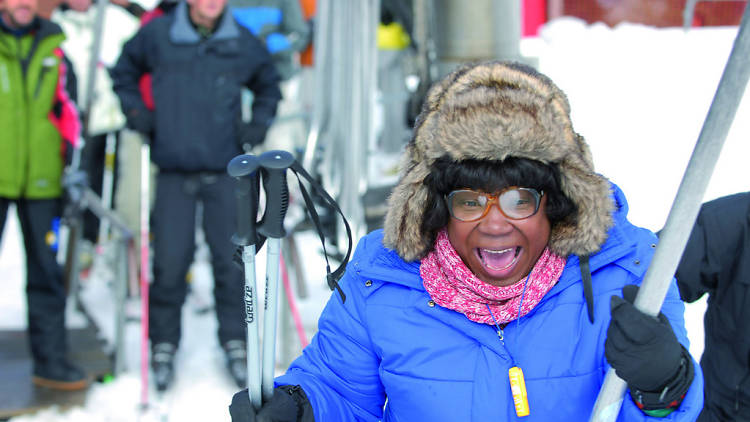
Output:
[0,0,86,390]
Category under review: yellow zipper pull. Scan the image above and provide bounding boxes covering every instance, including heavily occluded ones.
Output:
[509,366,530,417]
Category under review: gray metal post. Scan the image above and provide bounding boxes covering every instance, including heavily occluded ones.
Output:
[433,0,526,77]
[683,0,700,30]
[590,4,750,421]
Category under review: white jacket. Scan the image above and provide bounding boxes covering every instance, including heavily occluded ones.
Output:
[52,5,138,135]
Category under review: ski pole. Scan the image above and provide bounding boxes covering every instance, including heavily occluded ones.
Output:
[590,4,750,421]
[257,150,295,403]
[227,154,263,410]
[96,132,117,248]
[139,142,150,410]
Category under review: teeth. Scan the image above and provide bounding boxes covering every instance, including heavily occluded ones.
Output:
[483,247,514,255]
[479,247,519,271]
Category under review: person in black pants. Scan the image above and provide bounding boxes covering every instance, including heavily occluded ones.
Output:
[0,0,87,390]
[111,0,281,391]
[673,192,750,421]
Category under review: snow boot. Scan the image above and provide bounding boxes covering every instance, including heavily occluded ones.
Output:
[223,340,247,388]
[152,342,176,392]
[32,358,88,390]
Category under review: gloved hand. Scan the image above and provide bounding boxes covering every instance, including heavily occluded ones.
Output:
[605,284,694,410]
[126,108,154,136]
[229,385,314,422]
[238,122,269,153]
[61,168,89,213]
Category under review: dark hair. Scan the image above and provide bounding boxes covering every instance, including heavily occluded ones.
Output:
[420,156,578,250]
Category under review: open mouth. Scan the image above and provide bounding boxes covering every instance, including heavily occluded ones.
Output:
[478,246,521,271]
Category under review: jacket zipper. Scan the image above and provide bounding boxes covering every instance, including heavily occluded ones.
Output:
[34,66,50,99]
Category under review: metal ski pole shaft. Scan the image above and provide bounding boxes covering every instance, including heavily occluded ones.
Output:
[257,150,295,403]
[139,142,151,409]
[96,132,117,246]
[68,0,108,170]
[590,4,750,421]
[82,0,107,135]
[227,154,263,410]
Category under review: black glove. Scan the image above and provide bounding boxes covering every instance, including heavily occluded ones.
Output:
[238,122,269,152]
[229,385,314,422]
[605,284,694,410]
[126,108,154,136]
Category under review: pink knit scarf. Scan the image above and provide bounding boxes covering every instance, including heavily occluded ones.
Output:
[420,230,567,325]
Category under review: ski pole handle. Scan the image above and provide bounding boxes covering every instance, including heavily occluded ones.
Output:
[257,150,295,239]
[228,154,261,246]
[228,154,264,409]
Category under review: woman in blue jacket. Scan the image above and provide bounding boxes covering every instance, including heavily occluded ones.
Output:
[230,61,704,421]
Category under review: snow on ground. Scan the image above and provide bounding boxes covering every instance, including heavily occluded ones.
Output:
[2,16,749,421]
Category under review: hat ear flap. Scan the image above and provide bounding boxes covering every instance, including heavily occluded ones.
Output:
[383,158,432,262]
[548,159,614,257]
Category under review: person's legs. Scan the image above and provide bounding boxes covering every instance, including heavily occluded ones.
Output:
[17,197,87,390]
[200,174,247,387]
[149,172,198,391]
[200,174,245,345]
[149,172,198,347]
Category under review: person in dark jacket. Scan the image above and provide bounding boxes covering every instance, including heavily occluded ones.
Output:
[673,192,750,421]
[111,0,282,391]
[228,62,703,421]
[1,0,86,390]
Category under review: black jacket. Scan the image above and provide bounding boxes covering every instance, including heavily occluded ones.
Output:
[674,192,750,419]
[111,2,281,171]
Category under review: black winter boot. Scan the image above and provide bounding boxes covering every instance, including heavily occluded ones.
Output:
[32,358,88,390]
[152,343,176,392]
[224,340,247,388]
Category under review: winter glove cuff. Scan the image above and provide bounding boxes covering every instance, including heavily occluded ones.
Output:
[630,345,694,412]
[229,385,314,422]
[273,385,315,421]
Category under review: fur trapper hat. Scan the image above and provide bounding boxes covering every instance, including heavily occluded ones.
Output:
[383,61,614,262]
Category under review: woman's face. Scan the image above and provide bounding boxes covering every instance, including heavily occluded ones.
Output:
[447,194,551,287]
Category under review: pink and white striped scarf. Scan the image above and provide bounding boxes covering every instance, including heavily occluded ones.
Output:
[420,230,567,325]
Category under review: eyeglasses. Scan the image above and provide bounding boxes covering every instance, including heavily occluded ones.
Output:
[445,187,544,222]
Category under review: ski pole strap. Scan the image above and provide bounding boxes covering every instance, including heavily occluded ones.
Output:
[289,160,352,303]
[580,255,594,324]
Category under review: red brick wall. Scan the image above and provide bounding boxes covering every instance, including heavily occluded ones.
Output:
[548,0,745,27]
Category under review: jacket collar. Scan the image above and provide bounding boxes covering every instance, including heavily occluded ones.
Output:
[0,16,61,39]
[170,1,239,44]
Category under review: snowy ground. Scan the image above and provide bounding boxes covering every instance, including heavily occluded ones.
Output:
[2,16,749,421]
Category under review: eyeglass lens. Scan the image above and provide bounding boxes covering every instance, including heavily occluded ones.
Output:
[448,188,540,221]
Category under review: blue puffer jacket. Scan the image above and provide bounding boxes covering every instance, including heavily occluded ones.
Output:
[276,184,704,421]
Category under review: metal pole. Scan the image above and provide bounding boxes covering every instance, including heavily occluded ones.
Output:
[139,143,150,409]
[302,0,331,172]
[227,154,263,409]
[96,132,117,245]
[113,238,128,375]
[257,150,295,403]
[590,4,750,421]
